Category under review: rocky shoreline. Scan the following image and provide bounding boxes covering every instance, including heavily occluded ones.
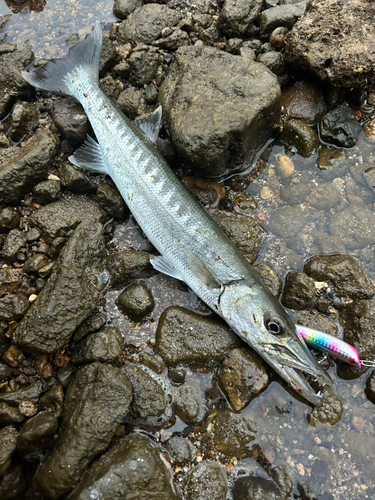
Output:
[1,0,375,498]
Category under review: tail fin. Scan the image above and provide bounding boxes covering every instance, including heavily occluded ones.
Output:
[22,22,102,95]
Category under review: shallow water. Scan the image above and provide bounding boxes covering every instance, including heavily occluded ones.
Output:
[1,0,115,59]
[2,2,375,499]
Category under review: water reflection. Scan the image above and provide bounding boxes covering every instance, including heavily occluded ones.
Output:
[0,0,116,58]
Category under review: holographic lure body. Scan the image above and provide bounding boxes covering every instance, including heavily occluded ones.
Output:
[296,325,362,368]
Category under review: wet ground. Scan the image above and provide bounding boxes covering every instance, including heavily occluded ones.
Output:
[1,1,375,499]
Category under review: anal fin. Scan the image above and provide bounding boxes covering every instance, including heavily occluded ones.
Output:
[68,134,107,174]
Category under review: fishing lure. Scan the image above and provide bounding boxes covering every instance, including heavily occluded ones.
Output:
[296,325,375,369]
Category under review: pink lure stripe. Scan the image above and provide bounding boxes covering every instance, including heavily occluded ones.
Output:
[296,325,361,368]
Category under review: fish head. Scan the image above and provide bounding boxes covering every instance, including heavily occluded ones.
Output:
[219,279,331,405]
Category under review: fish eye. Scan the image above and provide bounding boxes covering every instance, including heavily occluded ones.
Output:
[265,318,284,335]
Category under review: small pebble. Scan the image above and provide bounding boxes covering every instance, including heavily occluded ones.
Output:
[3,345,24,368]
[29,294,37,303]
[275,154,295,179]
[260,186,274,200]
[18,400,38,417]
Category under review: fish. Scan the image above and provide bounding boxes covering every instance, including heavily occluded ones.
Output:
[22,22,332,406]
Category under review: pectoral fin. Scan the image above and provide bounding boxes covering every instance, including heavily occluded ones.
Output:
[69,134,107,174]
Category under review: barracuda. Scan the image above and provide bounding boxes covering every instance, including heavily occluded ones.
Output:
[22,22,332,405]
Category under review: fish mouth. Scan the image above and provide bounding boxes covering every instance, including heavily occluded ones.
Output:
[259,338,332,406]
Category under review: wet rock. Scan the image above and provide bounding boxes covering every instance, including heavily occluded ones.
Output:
[14,222,106,354]
[364,117,375,142]
[308,183,342,210]
[2,229,26,264]
[365,370,375,405]
[118,4,182,45]
[0,426,18,475]
[113,0,142,19]
[96,183,128,219]
[71,327,123,364]
[304,254,375,301]
[34,362,132,500]
[121,363,169,426]
[99,34,118,76]
[152,29,190,50]
[32,179,61,204]
[156,306,240,367]
[275,153,294,179]
[106,249,151,288]
[269,26,288,50]
[139,352,165,375]
[57,365,74,388]
[172,375,203,423]
[166,436,196,466]
[281,271,316,310]
[295,312,338,338]
[128,47,162,87]
[69,433,178,500]
[169,368,186,384]
[268,205,310,239]
[72,311,107,344]
[100,74,123,100]
[0,129,59,204]
[232,473,282,500]
[317,146,347,171]
[0,43,34,118]
[58,163,96,193]
[226,38,243,55]
[8,101,38,143]
[16,411,58,460]
[2,345,24,368]
[281,80,327,125]
[185,462,228,500]
[254,262,282,298]
[257,51,290,87]
[0,464,27,500]
[159,44,281,178]
[23,253,49,275]
[279,182,312,205]
[308,386,343,427]
[280,118,319,157]
[39,385,64,417]
[0,403,25,427]
[0,379,43,407]
[0,293,29,321]
[0,207,19,233]
[218,0,262,37]
[116,87,147,119]
[0,362,12,381]
[220,347,269,411]
[259,1,306,40]
[144,82,159,104]
[319,104,362,148]
[329,204,375,251]
[0,268,23,298]
[28,197,107,244]
[209,209,263,264]
[207,409,257,456]
[285,0,375,89]
[117,282,155,322]
[51,97,89,144]
[339,299,375,365]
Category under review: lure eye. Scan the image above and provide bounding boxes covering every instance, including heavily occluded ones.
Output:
[349,358,356,365]
[265,318,284,335]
